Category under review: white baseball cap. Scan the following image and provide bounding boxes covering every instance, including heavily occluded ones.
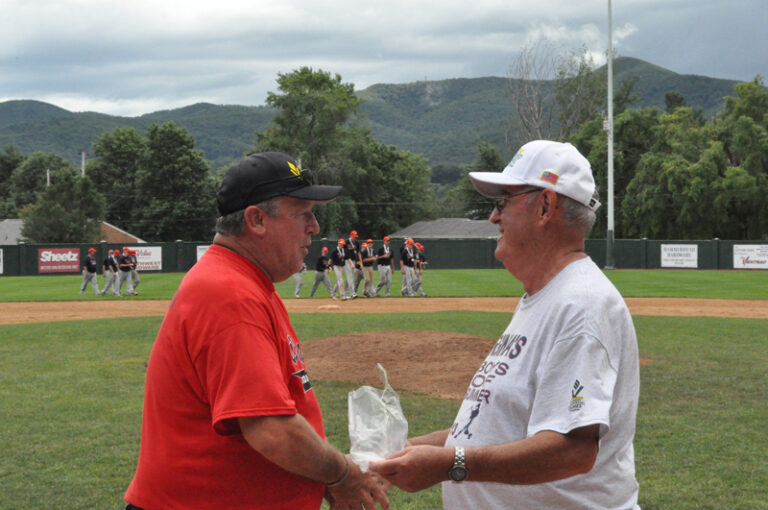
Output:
[469,140,601,211]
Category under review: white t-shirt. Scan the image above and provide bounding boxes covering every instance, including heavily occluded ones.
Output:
[443,257,640,510]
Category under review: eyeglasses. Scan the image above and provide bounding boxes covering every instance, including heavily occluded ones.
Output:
[493,188,541,213]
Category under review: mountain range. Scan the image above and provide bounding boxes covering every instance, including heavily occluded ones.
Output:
[0,57,741,172]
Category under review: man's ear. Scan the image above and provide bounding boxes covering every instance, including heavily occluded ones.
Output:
[537,190,558,224]
[243,205,268,237]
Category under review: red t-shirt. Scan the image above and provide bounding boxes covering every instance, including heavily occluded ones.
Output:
[125,245,325,509]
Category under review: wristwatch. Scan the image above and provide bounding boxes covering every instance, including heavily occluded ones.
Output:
[448,446,468,482]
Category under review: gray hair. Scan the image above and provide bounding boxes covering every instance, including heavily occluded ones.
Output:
[558,193,597,235]
[215,197,281,236]
[523,189,597,235]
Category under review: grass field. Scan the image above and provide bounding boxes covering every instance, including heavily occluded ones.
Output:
[0,271,766,509]
[1,268,767,301]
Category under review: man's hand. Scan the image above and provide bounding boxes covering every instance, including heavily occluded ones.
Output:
[369,445,453,493]
[327,456,390,510]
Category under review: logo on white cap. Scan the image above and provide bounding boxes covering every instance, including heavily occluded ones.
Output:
[468,140,600,211]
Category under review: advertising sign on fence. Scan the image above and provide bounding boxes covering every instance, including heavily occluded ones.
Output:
[661,244,698,268]
[733,245,768,269]
[134,246,162,271]
[0,248,3,274]
[196,245,210,261]
[39,247,80,273]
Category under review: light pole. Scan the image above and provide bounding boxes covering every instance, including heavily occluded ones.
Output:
[604,0,616,269]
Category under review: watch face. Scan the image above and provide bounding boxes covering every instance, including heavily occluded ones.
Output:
[449,466,468,482]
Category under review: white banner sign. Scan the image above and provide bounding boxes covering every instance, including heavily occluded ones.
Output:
[0,248,3,274]
[133,246,162,271]
[196,245,210,261]
[733,244,768,269]
[661,244,698,268]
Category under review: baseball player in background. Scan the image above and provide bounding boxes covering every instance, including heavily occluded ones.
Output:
[346,230,363,296]
[309,247,334,298]
[360,240,377,297]
[118,250,138,296]
[330,238,349,299]
[99,249,120,296]
[343,235,360,299]
[80,247,100,295]
[412,242,428,297]
[375,235,394,297]
[128,248,141,291]
[293,261,307,297]
[400,239,417,296]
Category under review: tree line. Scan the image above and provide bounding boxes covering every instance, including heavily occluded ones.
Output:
[0,66,766,243]
[571,76,768,240]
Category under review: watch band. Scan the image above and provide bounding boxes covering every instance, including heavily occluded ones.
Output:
[454,446,465,467]
[449,446,468,482]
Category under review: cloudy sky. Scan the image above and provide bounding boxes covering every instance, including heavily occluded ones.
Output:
[1,0,765,117]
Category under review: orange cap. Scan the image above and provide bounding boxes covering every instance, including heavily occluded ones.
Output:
[383,236,390,241]
[321,246,328,252]
[338,238,346,245]
[350,230,358,236]
[406,239,414,245]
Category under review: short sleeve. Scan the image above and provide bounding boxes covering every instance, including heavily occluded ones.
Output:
[200,321,297,435]
[527,334,616,439]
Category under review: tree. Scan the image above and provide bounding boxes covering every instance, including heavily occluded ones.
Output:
[568,76,768,240]
[553,47,605,139]
[88,127,147,228]
[665,91,687,113]
[313,131,434,238]
[10,152,75,211]
[255,67,435,238]
[257,67,362,171]
[359,140,433,235]
[132,122,218,241]
[0,146,25,217]
[716,76,768,237]
[620,108,711,238]
[443,142,505,220]
[20,170,105,242]
[508,41,558,142]
[431,164,464,186]
[508,43,630,145]
[723,75,768,125]
[569,106,658,238]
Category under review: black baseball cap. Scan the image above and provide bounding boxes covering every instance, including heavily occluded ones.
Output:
[216,152,342,215]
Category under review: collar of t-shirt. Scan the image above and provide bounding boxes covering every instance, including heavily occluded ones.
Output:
[519,257,590,306]
[207,244,275,292]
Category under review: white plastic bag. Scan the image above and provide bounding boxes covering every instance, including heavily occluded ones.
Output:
[348,363,409,472]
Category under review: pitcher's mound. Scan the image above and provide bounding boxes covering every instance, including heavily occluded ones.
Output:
[303,330,496,401]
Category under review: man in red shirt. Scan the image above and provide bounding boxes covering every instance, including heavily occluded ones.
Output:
[125,152,389,510]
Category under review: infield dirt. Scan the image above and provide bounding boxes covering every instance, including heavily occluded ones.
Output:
[3,297,762,401]
[0,296,765,325]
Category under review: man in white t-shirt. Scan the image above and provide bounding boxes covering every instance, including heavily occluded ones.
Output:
[371,140,640,509]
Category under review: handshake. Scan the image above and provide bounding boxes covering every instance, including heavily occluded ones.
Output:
[325,439,456,510]
[325,364,455,509]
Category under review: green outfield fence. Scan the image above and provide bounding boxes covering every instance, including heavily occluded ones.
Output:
[0,238,766,276]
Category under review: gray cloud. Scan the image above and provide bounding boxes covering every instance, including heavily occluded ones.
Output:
[0,0,764,116]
